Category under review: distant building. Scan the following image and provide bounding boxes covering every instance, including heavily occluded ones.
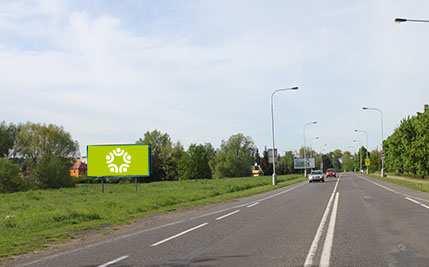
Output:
[70,159,87,177]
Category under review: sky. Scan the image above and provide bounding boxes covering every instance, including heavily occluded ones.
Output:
[1,0,428,155]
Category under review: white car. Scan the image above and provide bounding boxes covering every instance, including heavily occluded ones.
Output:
[308,170,325,183]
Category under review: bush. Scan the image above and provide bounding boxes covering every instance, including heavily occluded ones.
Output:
[0,158,27,193]
[33,156,75,189]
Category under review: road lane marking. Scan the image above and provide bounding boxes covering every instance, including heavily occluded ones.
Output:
[98,255,129,267]
[405,197,421,205]
[19,182,306,266]
[246,202,259,208]
[150,223,208,247]
[359,176,429,205]
[303,178,339,267]
[405,197,429,209]
[320,192,339,267]
[215,210,240,220]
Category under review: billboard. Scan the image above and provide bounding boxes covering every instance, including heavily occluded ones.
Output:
[87,144,150,177]
[294,158,315,169]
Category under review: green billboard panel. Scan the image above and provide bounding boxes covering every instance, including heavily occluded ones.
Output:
[87,144,150,177]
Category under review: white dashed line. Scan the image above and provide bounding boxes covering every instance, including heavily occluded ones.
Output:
[246,202,259,208]
[216,210,240,221]
[150,223,208,247]
[98,255,129,267]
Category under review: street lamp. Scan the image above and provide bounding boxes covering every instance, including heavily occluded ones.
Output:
[303,121,317,177]
[353,139,362,173]
[320,143,327,171]
[270,86,299,185]
[355,129,369,174]
[395,17,429,23]
[362,107,385,176]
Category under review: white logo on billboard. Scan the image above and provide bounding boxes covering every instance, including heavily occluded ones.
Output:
[106,148,132,173]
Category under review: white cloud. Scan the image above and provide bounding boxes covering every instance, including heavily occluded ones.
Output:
[0,0,428,154]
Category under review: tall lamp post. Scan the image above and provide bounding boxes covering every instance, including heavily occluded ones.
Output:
[354,129,369,174]
[353,139,362,173]
[362,107,385,176]
[303,121,317,177]
[320,143,327,171]
[270,86,299,185]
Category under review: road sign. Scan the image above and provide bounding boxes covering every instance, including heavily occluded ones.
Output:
[294,158,315,169]
[365,158,371,166]
[87,144,150,177]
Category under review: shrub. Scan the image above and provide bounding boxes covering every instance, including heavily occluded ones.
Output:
[0,158,27,193]
[33,156,75,189]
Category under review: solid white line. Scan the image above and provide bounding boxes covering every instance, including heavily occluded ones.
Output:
[246,202,259,208]
[405,197,421,205]
[216,210,240,220]
[405,197,429,210]
[320,192,340,267]
[359,176,429,205]
[421,204,429,209]
[303,178,339,267]
[150,223,208,247]
[98,255,129,267]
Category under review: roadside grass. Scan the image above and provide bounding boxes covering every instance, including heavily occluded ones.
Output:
[0,174,303,258]
[368,173,429,193]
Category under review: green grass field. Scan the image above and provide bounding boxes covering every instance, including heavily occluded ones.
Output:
[0,174,303,258]
[369,174,429,193]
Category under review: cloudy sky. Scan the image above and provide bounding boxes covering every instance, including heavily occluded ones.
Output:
[1,0,428,155]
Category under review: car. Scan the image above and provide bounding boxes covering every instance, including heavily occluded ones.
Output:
[308,170,325,183]
[325,168,337,178]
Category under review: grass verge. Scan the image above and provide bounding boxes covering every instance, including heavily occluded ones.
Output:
[368,173,429,193]
[0,174,303,258]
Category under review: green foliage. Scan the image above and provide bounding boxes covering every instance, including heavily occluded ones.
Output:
[0,158,27,193]
[277,151,295,174]
[384,108,428,177]
[136,130,184,180]
[0,122,16,158]
[341,151,354,171]
[211,134,257,178]
[179,143,215,180]
[14,123,79,163]
[0,174,303,257]
[32,156,74,189]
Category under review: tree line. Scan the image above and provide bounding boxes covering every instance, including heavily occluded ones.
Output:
[384,106,428,178]
[0,122,79,193]
[1,106,426,192]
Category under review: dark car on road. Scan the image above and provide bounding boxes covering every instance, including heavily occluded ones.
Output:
[325,168,337,178]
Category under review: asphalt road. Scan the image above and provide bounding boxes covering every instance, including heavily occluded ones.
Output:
[9,173,429,267]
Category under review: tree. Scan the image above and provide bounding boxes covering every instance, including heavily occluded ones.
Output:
[33,156,74,189]
[0,158,27,193]
[136,130,184,180]
[179,143,215,180]
[211,134,257,178]
[11,123,78,189]
[383,107,428,177]
[0,122,16,158]
[14,123,79,163]
[341,151,354,171]
[277,151,295,174]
